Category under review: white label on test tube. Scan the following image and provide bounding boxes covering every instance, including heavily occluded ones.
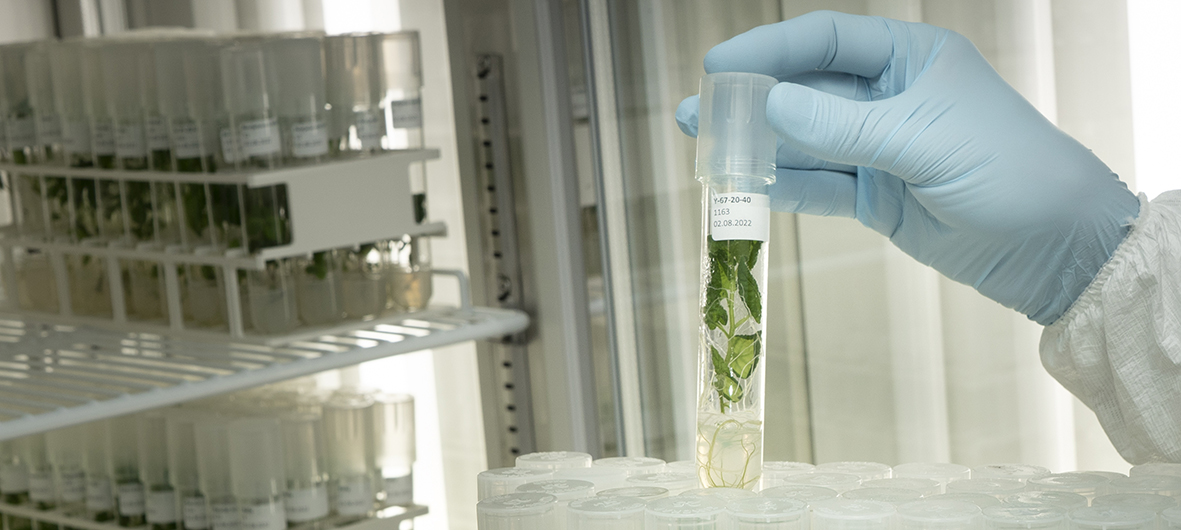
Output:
[86,479,114,511]
[219,129,239,163]
[116,124,147,158]
[710,192,770,242]
[0,467,28,492]
[388,99,423,129]
[240,501,286,530]
[239,118,280,157]
[93,122,116,155]
[335,477,373,516]
[64,121,92,156]
[7,118,36,148]
[148,491,178,523]
[60,470,85,502]
[355,110,384,149]
[118,483,146,516]
[383,474,413,506]
[147,117,170,151]
[290,121,328,158]
[211,501,239,530]
[38,114,63,144]
[29,472,54,502]
[173,123,202,159]
[183,495,209,529]
[284,485,328,522]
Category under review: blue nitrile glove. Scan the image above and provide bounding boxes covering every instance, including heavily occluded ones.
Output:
[676,11,1139,325]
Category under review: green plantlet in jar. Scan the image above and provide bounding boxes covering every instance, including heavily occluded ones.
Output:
[306,251,331,280]
[703,236,763,413]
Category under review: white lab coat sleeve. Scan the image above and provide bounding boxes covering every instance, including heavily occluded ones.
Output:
[1041,190,1181,464]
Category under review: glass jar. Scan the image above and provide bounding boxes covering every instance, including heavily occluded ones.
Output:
[68,244,112,319]
[183,250,226,330]
[15,248,58,314]
[387,235,431,311]
[340,244,388,319]
[295,250,344,326]
[246,258,299,335]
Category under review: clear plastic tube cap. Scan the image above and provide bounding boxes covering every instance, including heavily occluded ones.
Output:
[1029,473,1110,496]
[626,471,697,495]
[947,479,1027,498]
[1092,493,1178,513]
[679,487,757,502]
[1003,491,1089,510]
[1110,475,1181,496]
[973,464,1052,483]
[597,486,668,500]
[863,478,944,497]
[764,461,817,478]
[567,495,646,519]
[516,479,595,502]
[783,472,862,493]
[1067,507,1156,530]
[645,496,726,524]
[809,499,896,530]
[761,485,840,503]
[593,457,665,476]
[893,463,972,487]
[552,467,628,491]
[1131,464,1181,478]
[897,500,982,529]
[477,467,554,501]
[694,72,777,183]
[665,461,695,473]
[982,505,1066,530]
[929,493,1002,509]
[1161,505,1181,526]
[516,451,593,471]
[477,492,557,517]
[1082,472,1128,482]
[726,497,807,524]
[817,462,893,481]
[841,487,924,505]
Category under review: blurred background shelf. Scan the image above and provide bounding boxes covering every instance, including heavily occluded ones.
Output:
[0,501,430,530]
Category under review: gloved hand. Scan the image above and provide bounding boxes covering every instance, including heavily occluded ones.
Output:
[676,11,1139,325]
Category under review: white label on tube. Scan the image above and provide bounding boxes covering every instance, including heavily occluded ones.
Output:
[38,114,62,144]
[147,116,170,150]
[60,470,85,502]
[334,477,373,516]
[86,479,114,511]
[93,122,116,155]
[710,192,770,242]
[0,467,28,493]
[64,120,91,155]
[388,99,422,129]
[29,473,53,502]
[118,482,146,516]
[240,501,286,530]
[239,118,280,157]
[183,495,209,530]
[284,485,328,522]
[7,117,36,148]
[383,474,413,506]
[290,121,328,158]
[355,110,384,148]
[210,501,239,530]
[173,123,202,159]
[219,128,239,163]
[116,124,146,157]
[148,491,178,523]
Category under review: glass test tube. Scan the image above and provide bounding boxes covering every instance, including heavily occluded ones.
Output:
[295,250,344,326]
[279,413,329,526]
[370,393,415,506]
[476,493,557,530]
[2,43,39,164]
[693,72,776,490]
[183,247,227,330]
[166,412,209,530]
[322,392,375,518]
[69,241,112,318]
[14,248,58,313]
[262,35,329,165]
[567,496,646,530]
[109,415,146,527]
[78,41,116,170]
[25,42,65,165]
[23,434,55,511]
[478,468,554,501]
[645,496,727,530]
[341,243,388,319]
[49,41,92,169]
[247,258,299,335]
[100,41,152,171]
[46,425,86,514]
[194,416,238,530]
[1,437,32,530]
[324,34,383,155]
[83,422,116,522]
[227,418,286,530]
[816,462,893,482]
[157,38,226,173]
[140,413,179,530]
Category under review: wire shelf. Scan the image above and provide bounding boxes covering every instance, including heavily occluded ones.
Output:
[0,501,429,530]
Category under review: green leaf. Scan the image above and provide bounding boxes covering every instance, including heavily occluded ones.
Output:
[737,261,762,324]
[710,346,725,372]
[712,370,743,403]
[746,240,762,270]
[728,334,761,378]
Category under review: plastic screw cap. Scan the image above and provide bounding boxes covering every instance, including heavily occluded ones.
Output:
[841,487,923,505]
[761,485,840,503]
[516,479,595,501]
[817,462,893,481]
[893,463,972,486]
[1067,506,1156,530]
[1028,473,1110,495]
[626,472,698,493]
[929,493,1002,509]
[982,505,1066,530]
[515,451,593,471]
[593,457,665,476]
[947,479,1027,499]
[973,464,1052,483]
[1161,505,1181,526]
[764,461,817,476]
[679,487,758,502]
[645,496,727,525]
[1131,464,1181,478]
[1110,475,1181,496]
[567,495,646,519]
[552,467,629,491]
[476,492,558,517]
[1003,491,1089,510]
[809,499,897,530]
[783,473,862,493]
[862,478,944,497]
[597,486,668,500]
[1093,493,1178,513]
[897,500,982,529]
[726,497,807,524]
[477,467,554,500]
[1082,471,1129,482]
